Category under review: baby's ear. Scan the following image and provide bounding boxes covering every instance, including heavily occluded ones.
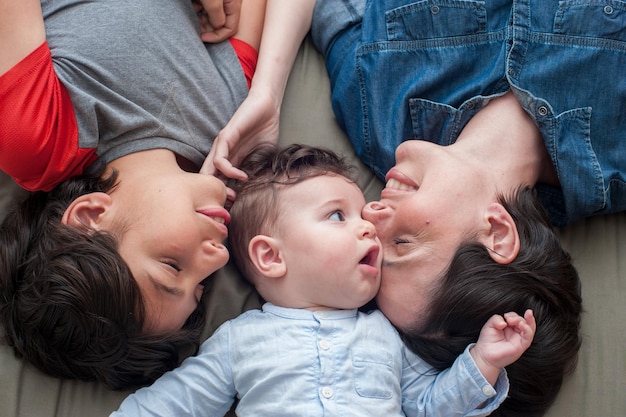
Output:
[480,202,520,264]
[248,235,286,278]
[61,192,113,233]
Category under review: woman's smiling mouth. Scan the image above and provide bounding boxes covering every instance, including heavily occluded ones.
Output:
[385,169,418,192]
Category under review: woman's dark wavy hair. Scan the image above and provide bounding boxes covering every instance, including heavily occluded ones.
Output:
[0,169,205,390]
[400,187,582,417]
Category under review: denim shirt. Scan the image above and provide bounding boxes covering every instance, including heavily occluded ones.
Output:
[112,304,507,417]
[313,0,626,226]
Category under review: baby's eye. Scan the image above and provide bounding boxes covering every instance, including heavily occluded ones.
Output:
[328,210,345,221]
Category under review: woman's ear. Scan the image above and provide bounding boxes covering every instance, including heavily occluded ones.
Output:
[480,202,520,264]
[61,192,113,233]
[248,235,286,278]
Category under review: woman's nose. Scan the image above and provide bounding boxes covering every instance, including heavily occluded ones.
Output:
[362,201,391,223]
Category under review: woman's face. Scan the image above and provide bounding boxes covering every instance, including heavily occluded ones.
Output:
[111,170,231,333]
[363,140,492,330]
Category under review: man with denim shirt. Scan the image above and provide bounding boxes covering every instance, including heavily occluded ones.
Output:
[312,0,626,227]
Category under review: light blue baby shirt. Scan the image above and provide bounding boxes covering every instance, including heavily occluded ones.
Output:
[112,303,507,417]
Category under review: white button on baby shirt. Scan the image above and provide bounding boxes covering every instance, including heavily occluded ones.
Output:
[318,340,330,350]
[321,387,334,398]
[482,385,496,396]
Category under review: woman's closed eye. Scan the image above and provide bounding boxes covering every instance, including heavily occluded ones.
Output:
[393,238,410,245]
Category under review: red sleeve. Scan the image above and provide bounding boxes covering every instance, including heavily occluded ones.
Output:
[229,38,258,89]
[0,42,97,191]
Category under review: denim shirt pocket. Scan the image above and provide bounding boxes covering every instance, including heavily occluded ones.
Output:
[385,0,487,41]
[554,1,626,42]
[540,105,606,221]
[408,98,480,144]
[352,348,395,399]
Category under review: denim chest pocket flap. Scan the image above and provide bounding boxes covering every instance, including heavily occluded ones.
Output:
[385,0,487,40]
[555,1,626,42]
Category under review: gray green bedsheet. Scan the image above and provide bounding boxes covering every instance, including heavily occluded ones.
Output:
[1,38,625,417]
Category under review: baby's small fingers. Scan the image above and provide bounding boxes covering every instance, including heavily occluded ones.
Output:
[486,313,508,329]
[503,311,523,326]
[524,309,537,331]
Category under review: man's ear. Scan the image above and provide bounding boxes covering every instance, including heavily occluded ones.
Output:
[61,192,113,233]
[248,235,286,278]
[479,202,520,264]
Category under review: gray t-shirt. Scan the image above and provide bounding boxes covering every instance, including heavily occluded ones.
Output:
[42,0,248,170]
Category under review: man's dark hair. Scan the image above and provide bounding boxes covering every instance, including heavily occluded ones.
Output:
[401,187,582,417]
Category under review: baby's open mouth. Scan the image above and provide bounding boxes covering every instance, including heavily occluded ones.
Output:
[360,246,380,267]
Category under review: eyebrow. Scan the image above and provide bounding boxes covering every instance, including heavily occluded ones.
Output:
[318,197,346,208]
[148,274,184,297]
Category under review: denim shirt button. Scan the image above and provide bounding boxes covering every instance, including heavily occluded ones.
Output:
[431,5,440,15]
[604,5,614,15]
[538,105,549,116]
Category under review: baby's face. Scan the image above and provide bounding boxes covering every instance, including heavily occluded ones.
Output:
[275,175,382,311]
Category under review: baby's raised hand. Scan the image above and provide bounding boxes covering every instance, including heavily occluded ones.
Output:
[470,310,536,384]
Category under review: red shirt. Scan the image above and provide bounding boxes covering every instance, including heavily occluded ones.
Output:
[0,42,97,191]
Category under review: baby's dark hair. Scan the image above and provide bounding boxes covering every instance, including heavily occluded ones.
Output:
[0,170,205,390]
[228,143,356,281]
[401,187,582,417]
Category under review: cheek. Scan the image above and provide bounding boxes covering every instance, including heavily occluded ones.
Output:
[377,264,436,329]
[376,273,409,324]
[144,302,195,333]
[376,285,416,329]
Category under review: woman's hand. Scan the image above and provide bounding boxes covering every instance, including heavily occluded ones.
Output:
[201,86,281,180]
[192,0,241,43]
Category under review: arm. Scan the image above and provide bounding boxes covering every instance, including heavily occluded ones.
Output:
[0,0,45,75]
[400,310,536,417]
[111,324,236,417]
[200,0,316,179]
[0,0,96,191]
[401,348,507,417]
[470,309,536,385]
